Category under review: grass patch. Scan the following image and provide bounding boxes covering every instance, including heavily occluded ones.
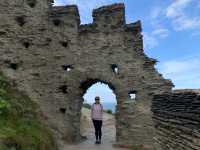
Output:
[132,145,146,150]
[82,103,92,109]
[105,109,113,114]
[0,72,57,150]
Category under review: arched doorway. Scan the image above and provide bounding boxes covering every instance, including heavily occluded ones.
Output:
[83,82,117,112]
[0,2,175,148]
[80,79,117,144]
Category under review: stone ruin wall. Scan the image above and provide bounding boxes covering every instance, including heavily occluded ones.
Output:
[152,90,200,150]
[0,0,188,149]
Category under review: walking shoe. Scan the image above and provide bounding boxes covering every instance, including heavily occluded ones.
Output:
[95,141,98,144]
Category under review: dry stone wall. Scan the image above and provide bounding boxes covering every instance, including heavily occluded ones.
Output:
[152,90,200,150]
[0,0,174,149]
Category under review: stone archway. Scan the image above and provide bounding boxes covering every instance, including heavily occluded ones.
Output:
[80,79,118,145]
[79,79,118,140]
[0,2,174,149]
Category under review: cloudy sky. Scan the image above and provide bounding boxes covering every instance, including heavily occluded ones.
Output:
[53,0,200,103]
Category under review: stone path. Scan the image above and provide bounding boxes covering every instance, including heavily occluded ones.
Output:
[62,108,129,150]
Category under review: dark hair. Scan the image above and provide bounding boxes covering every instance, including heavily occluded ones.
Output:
[95,96,100,100]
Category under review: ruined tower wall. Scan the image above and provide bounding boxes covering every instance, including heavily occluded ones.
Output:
[152,90,200,150]
[0,1,173,148]
[74,4,173,146]
[0,0,51,100]
[0,0,80,142]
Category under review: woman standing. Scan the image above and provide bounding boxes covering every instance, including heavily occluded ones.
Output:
[91,96,103,144]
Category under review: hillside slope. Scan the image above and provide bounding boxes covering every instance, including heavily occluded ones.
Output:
[0,72,57,150]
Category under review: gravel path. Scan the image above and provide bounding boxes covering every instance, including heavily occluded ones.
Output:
[62,108,129,150]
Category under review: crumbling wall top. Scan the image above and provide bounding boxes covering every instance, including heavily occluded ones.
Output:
[173,89,200,95]
[92,3,126,27]
[125,21,142,33]
[51,5,79,17]
[92,3,125,15]
[50,5,80,26]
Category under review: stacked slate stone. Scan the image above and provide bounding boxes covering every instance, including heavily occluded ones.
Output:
[152,91,200,150]
[0,1,174,147]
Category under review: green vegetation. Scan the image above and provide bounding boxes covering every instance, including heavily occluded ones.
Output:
[0,72,57,150]
[82,103,91,109]
[132,145,144,150]
[106,109,113,114]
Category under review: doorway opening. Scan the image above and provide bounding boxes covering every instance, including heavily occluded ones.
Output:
[80,79,117,144]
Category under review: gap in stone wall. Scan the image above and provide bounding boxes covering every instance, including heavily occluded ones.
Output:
[53,19,61,26]
[128,90,137,100]
[26,0,37,8]
[0,31,6,36]
[60,41,68,48]
[59,108,66,114]
[59,85,68,94]
[23,41,30,48]
[9,63,18,70]
[15,16,26,27]
[111,64,119,74]
[62,65,73,72]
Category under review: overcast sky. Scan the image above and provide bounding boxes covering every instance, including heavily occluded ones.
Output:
[54,0,200,103]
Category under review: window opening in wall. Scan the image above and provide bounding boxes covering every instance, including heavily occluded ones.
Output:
[23,42,30,48]
[62,65,73,72]
[129,90,137,100]
[53,19,61,26]
[26,0,37,8]
[111,64,119,74]
[44,38,52,46]
[60,41,68,48]
[59,85,68,94]
[59,108,66,114]
[9,63,18,70]
[0,31,6,36]
[15,16,26,27]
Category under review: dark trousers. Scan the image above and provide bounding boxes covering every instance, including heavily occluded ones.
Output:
[92,119,102,141]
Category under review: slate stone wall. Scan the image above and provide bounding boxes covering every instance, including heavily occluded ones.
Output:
[152,90,200,150]
[0,1,173,148]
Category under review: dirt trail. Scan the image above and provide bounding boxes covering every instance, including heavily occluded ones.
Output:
[62,108,129,150]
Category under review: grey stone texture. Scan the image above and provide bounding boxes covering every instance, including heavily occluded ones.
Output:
[152,90,200,150]
[0,1,175,149]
